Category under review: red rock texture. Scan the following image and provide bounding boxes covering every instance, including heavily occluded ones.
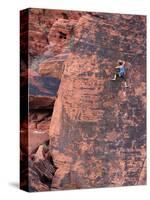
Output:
[49,13,146,189]
[20,8,146,192]
[28,9,81,56]
[20,68,56,155]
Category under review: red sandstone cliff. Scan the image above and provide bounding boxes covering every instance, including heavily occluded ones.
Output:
[20,8,146,192]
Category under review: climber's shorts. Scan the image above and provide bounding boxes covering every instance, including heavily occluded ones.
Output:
[120,74,126,81]
[116,72,126,81]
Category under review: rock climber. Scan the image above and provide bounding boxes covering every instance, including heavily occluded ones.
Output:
[112,60,128,88]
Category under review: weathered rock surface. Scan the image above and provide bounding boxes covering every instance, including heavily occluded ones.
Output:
[21,69,60,110]
[49,13,146,189]
[20,8,146,192]
[21,68,59,155]
[28,111,51,155]
[28,8,82,56]
[38,53,68,79]
[28,69,60,109]
[21,141,57,192]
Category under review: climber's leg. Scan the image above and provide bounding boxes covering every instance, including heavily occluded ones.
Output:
[124,81,128,88]
[121,75,128,88]
[112,74,117,80]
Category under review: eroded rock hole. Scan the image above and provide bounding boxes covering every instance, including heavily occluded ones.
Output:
[59,31,67,39]
[62,13,69,19]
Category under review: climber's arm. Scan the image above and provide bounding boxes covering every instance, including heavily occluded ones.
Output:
[122,61,125,66]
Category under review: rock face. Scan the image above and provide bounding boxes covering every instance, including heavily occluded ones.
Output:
[20,68,58,155]
[20,8,146,192]
[28,69,60,109]
[49,13,146,189]
[28,9,81,58]
[39,53,67,79]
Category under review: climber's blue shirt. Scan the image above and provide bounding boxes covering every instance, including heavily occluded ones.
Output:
[119,65,126,77]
